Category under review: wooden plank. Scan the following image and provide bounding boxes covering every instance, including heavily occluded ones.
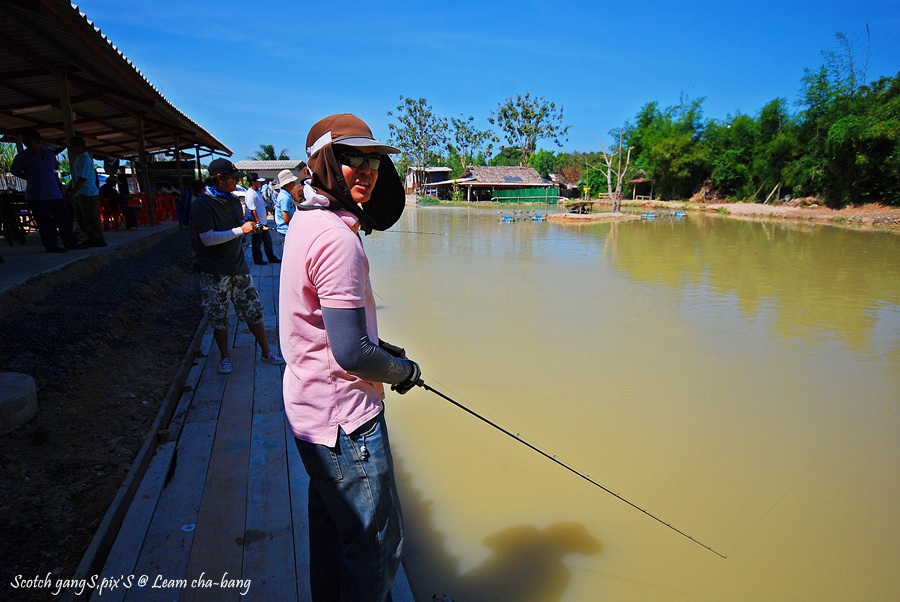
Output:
[240,339,293,600]
[241,409,297,601]
[252,357,283,415]
[122,421,216,602]
[185,321,234,426]
[122,332,225,601]
[284,419,312,601]
[182,344,255,602]
[90,441,175,602]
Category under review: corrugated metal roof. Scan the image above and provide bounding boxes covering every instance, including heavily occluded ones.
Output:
[0,0,230,159]
[234,160,306,171]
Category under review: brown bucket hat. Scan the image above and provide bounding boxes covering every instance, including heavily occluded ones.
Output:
[303,113,405,234]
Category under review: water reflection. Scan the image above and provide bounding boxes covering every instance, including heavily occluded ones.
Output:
[368,207,900,601]
[607,215,900,348]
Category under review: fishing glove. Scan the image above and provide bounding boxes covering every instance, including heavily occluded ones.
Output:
[378,339,405,358]
[391,359,421,395]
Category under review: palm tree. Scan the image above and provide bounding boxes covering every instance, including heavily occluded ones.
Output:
[250,144,290,161]
[0,142,16,174]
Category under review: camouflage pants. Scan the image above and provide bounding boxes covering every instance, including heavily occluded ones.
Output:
[199,272,264,330]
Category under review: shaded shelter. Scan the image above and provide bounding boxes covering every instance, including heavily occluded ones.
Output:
[629,174,654,200]
[0,0,231,215]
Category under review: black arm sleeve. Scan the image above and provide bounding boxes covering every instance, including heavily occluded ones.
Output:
[322,306,415,385]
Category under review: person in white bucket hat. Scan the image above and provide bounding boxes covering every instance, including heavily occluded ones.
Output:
[273,168,299,244]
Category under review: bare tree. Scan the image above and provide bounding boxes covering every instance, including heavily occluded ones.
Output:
[599,129,632,213]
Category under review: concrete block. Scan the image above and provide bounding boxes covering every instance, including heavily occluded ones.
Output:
[0,372,38,435]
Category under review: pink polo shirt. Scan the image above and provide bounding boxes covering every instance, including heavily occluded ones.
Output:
[279,208,384,446]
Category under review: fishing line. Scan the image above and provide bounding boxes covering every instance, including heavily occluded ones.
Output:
[417,381,727,559]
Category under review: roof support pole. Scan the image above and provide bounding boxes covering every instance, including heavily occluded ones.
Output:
[137,116,156,226]
[194,145,201,180]
[174,135,185,193]
[59,71,75,140]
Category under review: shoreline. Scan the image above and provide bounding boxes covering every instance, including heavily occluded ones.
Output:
[406,195,900,232]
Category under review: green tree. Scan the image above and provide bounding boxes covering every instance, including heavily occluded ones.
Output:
[626,97,708,199]
[822,72,900,206]
[572,152,608,198]
[488,146,523,167]
[527,149,557,178]
[754,99,803,200]
[795,28,876,205]
[706,113,757,197]
[489,93,570,166]
[448,115,496,174]
[0,142,16,174]
[387,96,447,194]
[251,144,289,160]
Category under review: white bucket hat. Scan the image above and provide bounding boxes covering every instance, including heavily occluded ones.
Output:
[277,169,298,188]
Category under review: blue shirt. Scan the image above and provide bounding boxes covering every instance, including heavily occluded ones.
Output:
[72,151,99,197]
[275,189,295,235]
[10,146,63,201]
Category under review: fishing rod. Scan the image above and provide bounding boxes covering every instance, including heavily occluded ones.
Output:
[417,381,727,559]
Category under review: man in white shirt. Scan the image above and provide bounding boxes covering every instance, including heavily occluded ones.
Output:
[244,172,279,265]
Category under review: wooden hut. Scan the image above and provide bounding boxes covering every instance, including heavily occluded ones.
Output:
[425,166,556,202]
[629,173,654,200]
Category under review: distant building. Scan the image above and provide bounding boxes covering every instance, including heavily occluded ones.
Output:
[235,160,306,183]
[405,166,452,195]
[548,172,580,199]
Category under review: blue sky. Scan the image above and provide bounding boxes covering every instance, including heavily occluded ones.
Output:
[74,0,899,161]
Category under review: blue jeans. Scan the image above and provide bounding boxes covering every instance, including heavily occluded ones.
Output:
[294,412,403,601]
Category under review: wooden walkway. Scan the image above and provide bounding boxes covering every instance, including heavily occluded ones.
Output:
[71,250,414,601]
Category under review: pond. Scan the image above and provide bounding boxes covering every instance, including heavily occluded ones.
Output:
[365,206,900,601]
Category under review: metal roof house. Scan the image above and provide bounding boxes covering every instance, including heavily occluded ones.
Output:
[426,166,557,202]
[235,160,307,183]
[404,166,452,195]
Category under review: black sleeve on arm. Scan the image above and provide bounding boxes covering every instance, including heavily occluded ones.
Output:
[322,306,414,385]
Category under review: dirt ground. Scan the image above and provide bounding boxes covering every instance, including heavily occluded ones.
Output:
[653,199,900,231]
[553,198,900,231]
[0,229,202,601]
[703,200,900,230]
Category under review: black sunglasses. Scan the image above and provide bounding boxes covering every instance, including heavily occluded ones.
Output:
[336,150,381,171]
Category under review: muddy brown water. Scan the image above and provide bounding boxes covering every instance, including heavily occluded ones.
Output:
[364,206,899,601]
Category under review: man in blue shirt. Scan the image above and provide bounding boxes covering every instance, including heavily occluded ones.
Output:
[273,169,298,244]
[10,129,79,252]
[66,136,107,248]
